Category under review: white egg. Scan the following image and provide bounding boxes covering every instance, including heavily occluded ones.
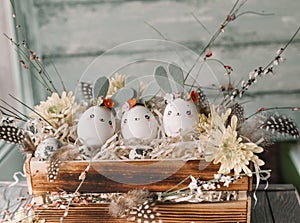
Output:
[163,98,198,137]
[77,106,116,147]
[121,105,158,140]
[35,138,63,160]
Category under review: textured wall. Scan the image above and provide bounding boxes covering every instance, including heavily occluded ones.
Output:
[15,0,300,124]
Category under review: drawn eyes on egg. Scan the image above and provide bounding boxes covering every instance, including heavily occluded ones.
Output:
[186,110,191,115]
[108,120,113,126]
[100,118,105,122]
[123,119,127,124]
[90,114,95,118]
[145,114,150,120]
[167,110,181,116]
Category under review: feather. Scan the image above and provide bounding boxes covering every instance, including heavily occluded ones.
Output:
[195,88,210,116]
[47,144,80,182]
[19,131,36,154]
[239,114,274,147]
[80,82,93,100]
[109,189,160,222]
[228,103,245,128]
[260,114,299,138]
[239,113,300,147]
[0,124,24,144]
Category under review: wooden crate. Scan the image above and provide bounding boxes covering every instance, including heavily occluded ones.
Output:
[24,155,252,222]
[34,198,251,223]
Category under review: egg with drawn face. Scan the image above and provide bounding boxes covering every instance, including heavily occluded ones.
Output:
[121,105,158,140]
[77,106,115,147]
[163,98,198,137]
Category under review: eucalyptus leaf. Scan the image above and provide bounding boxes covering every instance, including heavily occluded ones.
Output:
[93,76,109,99]
[111,88,135,107]
[140,81,160,102]
[168,63,184,88]
[154,66,172,93]
[125,76,140,98]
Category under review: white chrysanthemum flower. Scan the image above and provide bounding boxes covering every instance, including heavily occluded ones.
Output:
[31,91,77,128]
[200,106,264,176]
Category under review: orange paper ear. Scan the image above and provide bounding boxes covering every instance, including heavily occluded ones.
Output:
[190,91,198,103]
[127,98,137,108]
[103,98,114,109]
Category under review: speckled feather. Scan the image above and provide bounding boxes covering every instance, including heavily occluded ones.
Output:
[47,145,80,182]
[228,103,245,128]
[109,189,161,222]
[260,114,299,138]
[195,88,210,116]
[80,82,93,100]
[0,124,24,144]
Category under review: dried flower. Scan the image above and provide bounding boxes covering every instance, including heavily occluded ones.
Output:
[198,113,211,133]
[107,73,126,97]
[190,90,199,102]
[127,98,137,108]
[200,106,265,176]
[31,91,77,128]
[103,98,114,109]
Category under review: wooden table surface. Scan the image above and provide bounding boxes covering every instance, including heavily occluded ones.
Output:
[0,182,299,222]
[250,184,300,223]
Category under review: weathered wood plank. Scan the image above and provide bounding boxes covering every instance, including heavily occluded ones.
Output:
[13,0,300,127]
[40,41,300,127]
[42,41,300,92]
[250,190,273,223]
[35,199,250,223]
[267,189,300,223]
[27,157,251,194]
[30,0,300,55]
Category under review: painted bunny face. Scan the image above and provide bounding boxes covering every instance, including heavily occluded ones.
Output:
[77,106,115,147]
[163,98,198,137]
[121,105,158,140]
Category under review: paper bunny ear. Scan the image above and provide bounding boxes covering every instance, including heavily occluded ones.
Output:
[140,81,160,103]
[111,87,135,107]
[168,63,184,90]
[154,66,172,93]
[154,64,185,94]
[93,76,109,99]
[125,76,140,98]
[81,76,109,101]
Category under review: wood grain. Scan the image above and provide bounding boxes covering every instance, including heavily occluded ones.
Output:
[26,156,251,194]
[267,190,300,223]
[250,190,273,223]
[35,198,251,223]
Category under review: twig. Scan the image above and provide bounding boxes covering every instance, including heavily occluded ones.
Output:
[9,94,54,127]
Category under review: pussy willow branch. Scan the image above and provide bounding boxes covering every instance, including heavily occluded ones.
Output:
[185,0,274,89]
[183,0,242,83]
[4,33,54,93]
[9,0,65,93]
[246,106,300,120]
[223,26,300,106]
